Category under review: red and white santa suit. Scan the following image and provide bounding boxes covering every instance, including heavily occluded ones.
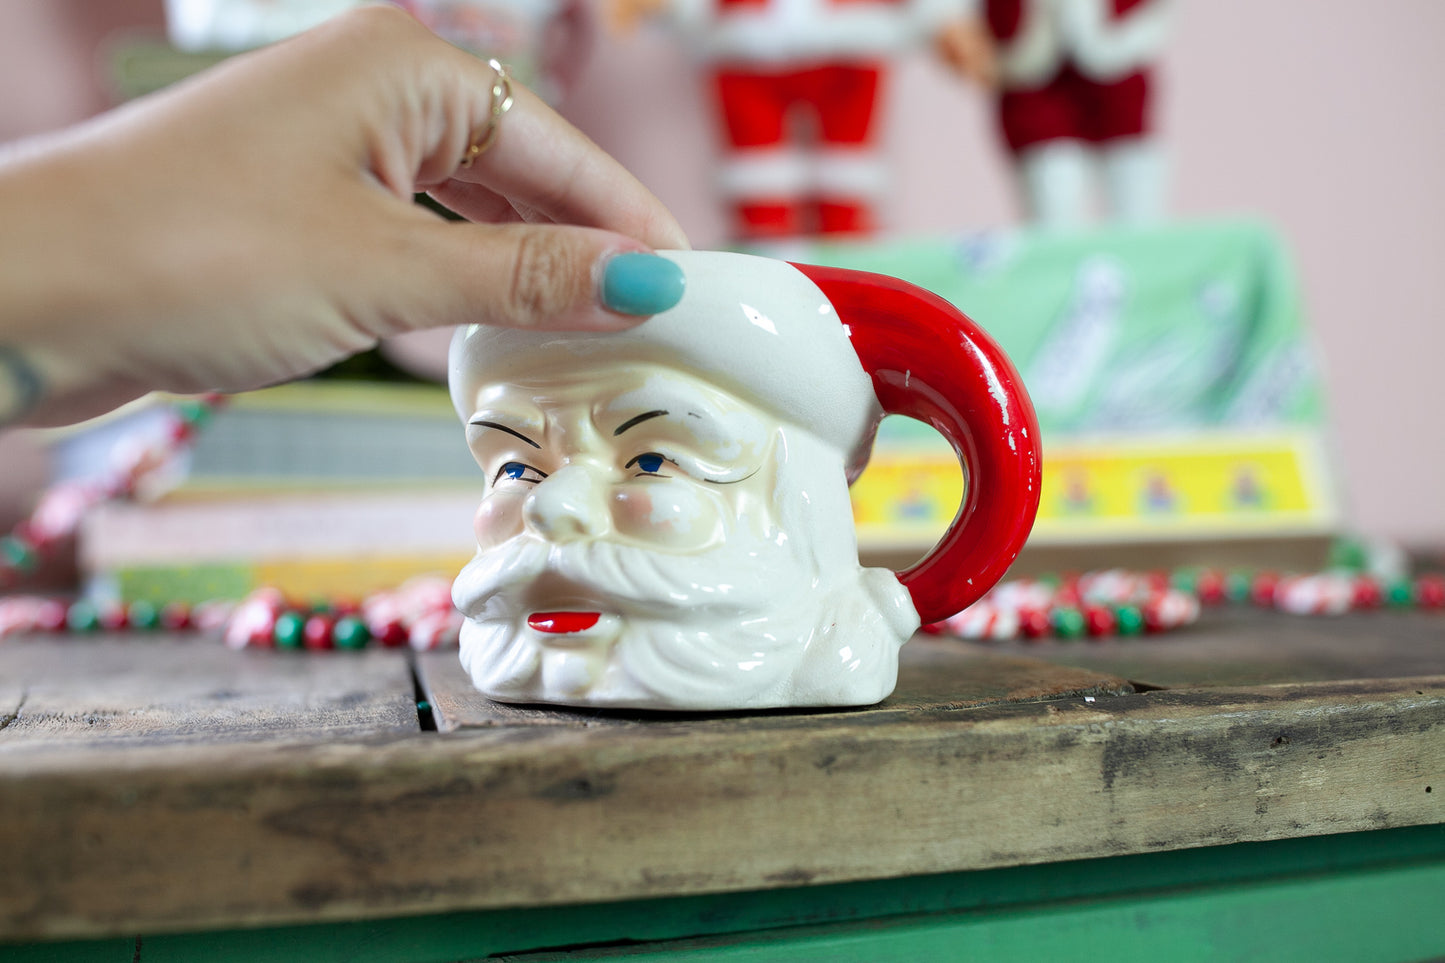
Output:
[668,0,970,239]
[984,0,1172,224]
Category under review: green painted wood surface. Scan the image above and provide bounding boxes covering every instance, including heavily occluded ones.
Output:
[503,862,1445,962]
[6,824,1442,963]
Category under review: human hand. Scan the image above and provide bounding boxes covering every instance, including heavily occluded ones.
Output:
[0,5,689,426]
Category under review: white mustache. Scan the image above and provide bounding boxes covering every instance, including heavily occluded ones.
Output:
[453,535,804,623]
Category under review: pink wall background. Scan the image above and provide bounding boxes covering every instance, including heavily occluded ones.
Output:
[2,0,1442,548]
[563,0,1445,548]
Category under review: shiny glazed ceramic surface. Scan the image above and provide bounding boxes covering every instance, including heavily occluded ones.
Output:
[448,251,1039,710]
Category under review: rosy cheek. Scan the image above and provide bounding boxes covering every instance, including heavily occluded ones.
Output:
[612,482,722,551]
[473,492,525,551]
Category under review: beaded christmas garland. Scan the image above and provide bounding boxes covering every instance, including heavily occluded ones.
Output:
[928,567,1445,642]
[926,569,1201,641]
[0,576,462,651]
[4,565,1444,650]
[0,394,224,588]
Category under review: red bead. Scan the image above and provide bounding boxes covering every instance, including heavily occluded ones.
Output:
[168,418,196,444]
[159,601,192,630]
[223,595,280,649]
[1416,575,1445,609]
[97,601,129,631]
[1019,608,1051,639]
[303,614,336,651]
[1196,570,1226,605]
[35,600,69,632]
[1351,576,1383,610]
[1250,572,1281,607]
[369,617,409,648]
[1084,605,1116,638]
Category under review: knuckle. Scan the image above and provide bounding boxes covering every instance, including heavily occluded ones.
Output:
[327,4,427,56]
[344,3,415,35]
[507,232,581,327]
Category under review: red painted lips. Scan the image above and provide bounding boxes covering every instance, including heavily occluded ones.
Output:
[527,612,602,634]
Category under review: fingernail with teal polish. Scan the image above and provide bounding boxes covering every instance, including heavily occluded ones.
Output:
[601,253,685,316]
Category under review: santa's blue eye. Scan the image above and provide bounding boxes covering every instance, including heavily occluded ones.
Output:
[627,453,667,475]
[495,461,545,484]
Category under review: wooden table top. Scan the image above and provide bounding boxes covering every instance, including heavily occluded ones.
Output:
[2,607,1442,941]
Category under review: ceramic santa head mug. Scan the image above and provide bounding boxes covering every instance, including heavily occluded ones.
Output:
[448,251,1041,711]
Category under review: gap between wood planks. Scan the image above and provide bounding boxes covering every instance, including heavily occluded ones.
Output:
[407,651,438,732]
[0,691,24,732]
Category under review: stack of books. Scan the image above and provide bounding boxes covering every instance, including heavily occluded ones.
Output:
[73,381,482,604]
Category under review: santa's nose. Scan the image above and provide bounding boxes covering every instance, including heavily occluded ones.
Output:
[523,463,610,541]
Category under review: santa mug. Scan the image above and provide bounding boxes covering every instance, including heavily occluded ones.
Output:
[448,250,1041,711]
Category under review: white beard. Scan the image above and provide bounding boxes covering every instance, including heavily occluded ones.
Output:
[452,530,916,711]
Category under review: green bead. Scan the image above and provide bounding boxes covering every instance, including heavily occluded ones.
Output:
[126,599,160,630]
[66,601,100,632]
[1386,579,1415,607]
[1115,605,1145,636]
[333,616,370,650]
[0,535,38,573]
[1224,570,1253,603]
[175,398,213,427]
[1051,607,1086,639]
[1170,568,1198,592]
[274,611,306,650]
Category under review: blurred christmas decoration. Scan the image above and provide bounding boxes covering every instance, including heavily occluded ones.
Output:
[982,0,1174,226]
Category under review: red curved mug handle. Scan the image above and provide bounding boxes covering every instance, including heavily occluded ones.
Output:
[792,264,1042,624]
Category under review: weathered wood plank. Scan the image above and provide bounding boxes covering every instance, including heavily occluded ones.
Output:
[419,608,1445,729]
[0,636,419,750]
[1,674,1439,941]
[417,635,1138,732]
[994,609,1445,689]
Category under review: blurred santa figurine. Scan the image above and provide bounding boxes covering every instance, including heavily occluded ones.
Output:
[944,0,1173,226]
[614,0,992,240]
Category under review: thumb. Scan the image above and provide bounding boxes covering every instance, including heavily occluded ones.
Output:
[389,220,686,334]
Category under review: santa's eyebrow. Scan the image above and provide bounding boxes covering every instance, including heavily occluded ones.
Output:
[613,409,670,436]
[469,420,541,449]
